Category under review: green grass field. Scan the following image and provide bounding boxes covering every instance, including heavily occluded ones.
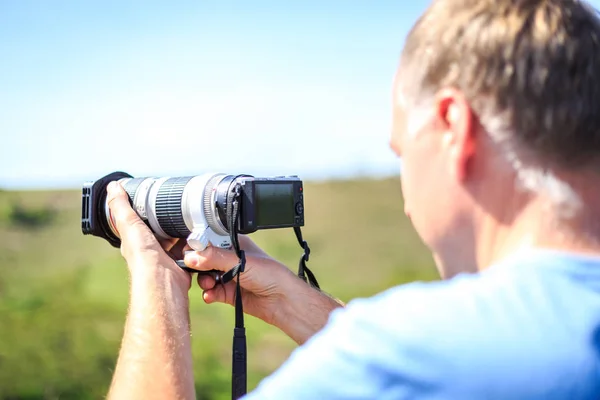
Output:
[0,178,438,399]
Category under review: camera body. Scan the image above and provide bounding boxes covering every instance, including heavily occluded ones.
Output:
[82,171,305,251]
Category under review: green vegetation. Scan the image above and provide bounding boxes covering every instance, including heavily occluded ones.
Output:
[0,178,437,399]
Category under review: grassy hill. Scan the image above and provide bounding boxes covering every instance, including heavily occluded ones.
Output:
[0,178,437,400]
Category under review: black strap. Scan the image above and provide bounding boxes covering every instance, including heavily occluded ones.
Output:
[294,227,320,290]
[216,183,319,400]
[218,182,247,400]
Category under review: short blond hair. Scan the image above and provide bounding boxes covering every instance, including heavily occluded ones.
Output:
[399,0,600,172]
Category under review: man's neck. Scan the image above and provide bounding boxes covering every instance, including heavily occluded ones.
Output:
[477,197,600,271]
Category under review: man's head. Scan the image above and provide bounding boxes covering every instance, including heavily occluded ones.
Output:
[391,0,600,278]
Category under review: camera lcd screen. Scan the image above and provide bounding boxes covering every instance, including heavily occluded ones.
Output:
[254,183,295,227]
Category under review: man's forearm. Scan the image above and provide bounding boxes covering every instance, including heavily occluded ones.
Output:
[108,269,195,400]
[274,277,344,345]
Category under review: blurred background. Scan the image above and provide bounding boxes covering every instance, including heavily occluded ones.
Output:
[0,1,447,399]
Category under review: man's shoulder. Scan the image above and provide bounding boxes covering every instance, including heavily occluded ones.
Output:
[325,250,600,396]
[247,251,600,399]
[339,250,600,348]
[331,270,502,354]
[346,248,600,325]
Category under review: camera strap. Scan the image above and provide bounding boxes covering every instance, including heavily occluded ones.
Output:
[219,182,319,400]
[294,227,320,290]
[220,182,247,400]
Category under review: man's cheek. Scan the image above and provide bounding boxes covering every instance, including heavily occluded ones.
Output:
[399,173,412,220]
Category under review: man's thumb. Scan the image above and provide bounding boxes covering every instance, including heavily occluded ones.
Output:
[106,181,138,238]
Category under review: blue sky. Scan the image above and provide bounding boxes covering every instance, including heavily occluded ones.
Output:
[2,1,599,189]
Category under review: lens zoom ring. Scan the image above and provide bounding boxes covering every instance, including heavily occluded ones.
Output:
[155,176,193,238]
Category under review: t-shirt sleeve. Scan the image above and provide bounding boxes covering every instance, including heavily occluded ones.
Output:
[242,282,458,400]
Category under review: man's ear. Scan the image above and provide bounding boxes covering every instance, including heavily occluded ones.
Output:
[434,88,476,181]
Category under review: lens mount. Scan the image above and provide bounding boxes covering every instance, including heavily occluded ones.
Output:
[203,174,230,236]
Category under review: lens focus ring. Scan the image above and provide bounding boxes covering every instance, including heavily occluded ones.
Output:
[155,177,193,238]
[122,178,146,205]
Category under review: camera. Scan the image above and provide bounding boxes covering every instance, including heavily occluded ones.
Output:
[81,171,305,251]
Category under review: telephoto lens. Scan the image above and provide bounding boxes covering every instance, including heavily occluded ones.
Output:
[81,171,306,251]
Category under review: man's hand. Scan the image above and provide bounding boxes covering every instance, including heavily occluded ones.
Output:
[184,237,344,345]
[106,181,196,400]
[106,181,192,293]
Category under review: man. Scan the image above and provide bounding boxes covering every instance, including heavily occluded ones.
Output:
[105,0,600,398]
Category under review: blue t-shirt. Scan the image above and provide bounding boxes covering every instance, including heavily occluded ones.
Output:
[244,249,600,399]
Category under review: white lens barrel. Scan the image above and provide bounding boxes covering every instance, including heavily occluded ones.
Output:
[133,178,157,221]
[105,173,232,242]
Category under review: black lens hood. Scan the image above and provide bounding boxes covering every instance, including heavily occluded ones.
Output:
[84,171,133,248]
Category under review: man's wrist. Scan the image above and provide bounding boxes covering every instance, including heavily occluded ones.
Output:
[272,275,344,345]
[129,256,191,298]
[127,258,192,341]
[110,256,195,400]
[127,267,191,331]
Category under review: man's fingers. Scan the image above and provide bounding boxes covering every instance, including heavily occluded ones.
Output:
[169,239,189,260]
[106,181,140,239]
[202,285,233,305]
[200,278,237,305]
[197,274,216,290]
[184,246,240,272]
[160,238,178,252]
